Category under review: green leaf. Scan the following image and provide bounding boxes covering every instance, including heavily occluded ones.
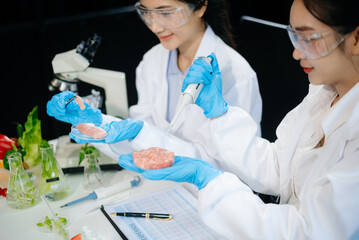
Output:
[18,106,43,168]
[78,143,100,165]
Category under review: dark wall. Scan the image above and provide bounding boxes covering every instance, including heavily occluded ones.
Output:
[1,3,158,140]
[0,0,307,142]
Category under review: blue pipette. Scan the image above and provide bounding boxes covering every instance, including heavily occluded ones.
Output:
[60,176,140,208]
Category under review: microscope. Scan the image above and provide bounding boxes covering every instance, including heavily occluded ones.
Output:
[49,34,128,119]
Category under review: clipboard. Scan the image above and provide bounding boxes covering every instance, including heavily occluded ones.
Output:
[100,184,221,240]
[100,205,128,240]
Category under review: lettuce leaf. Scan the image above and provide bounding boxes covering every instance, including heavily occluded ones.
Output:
[18,106,43,168]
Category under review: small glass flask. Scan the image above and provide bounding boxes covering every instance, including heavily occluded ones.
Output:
[38,145,70,201]
[7,152,37,209]
[83,152,105,190]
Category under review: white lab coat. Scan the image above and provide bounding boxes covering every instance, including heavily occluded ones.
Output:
[97,26,262,165]
[197,83,359,239]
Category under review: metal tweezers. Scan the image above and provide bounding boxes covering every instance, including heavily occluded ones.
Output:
[65,96,76,108]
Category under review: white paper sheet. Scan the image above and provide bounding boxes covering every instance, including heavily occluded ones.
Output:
[103,184,222,240]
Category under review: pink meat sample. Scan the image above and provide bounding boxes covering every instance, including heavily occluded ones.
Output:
[77,123,107,139]
[133,147,175,170]
[75,96,86,110]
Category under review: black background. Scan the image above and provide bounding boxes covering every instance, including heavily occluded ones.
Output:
[0,0,307,142]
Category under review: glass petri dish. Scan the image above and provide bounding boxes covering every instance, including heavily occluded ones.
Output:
[70,123,108,143]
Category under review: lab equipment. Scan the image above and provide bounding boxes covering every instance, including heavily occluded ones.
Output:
[83,150,105,190]
[181,52,229,118]
[41,195,69,240]
[286,25,345,60]
[49,34,128,119]
[169,56,212,128]
[60,176,141,208]
[134,1,195,29]
[38,144,70,201]
[47,91,103,125]
[141,155,223,190]
[7,152,37,209]
[111,212,172,220]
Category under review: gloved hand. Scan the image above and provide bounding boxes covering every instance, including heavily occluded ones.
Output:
[117,153,145,174]
[47,91,102,125]
[69,118,144,144]
[103,119,144,144]
[118,153,223,190]
[182,52,228,118]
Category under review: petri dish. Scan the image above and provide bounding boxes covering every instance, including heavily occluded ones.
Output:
[70,123,108,143]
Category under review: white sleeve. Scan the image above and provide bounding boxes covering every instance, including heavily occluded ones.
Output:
[207,106,280,195]
[129,121,205,159]
[199,150,359,239]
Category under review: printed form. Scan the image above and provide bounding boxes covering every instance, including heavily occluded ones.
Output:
[103,184,222,239]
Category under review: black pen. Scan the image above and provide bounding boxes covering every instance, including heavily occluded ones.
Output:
[111,212,172,220]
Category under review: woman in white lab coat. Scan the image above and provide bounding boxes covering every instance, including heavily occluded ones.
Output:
[117,0,359,238]
[47,0,262,164]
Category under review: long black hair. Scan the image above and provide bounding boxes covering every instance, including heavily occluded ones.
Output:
[302,0,358,35]
[179,0,237,50]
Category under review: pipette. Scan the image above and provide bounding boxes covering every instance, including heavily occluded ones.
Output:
[169,56,212,129]
[60,175,140,208]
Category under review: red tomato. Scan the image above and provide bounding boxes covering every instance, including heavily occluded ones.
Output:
[0,187,7,197]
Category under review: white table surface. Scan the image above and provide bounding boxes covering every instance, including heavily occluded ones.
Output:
[0,139,178,240]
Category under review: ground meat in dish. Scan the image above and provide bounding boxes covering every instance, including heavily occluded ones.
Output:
[133,147,174,170]
[77,123,107,139]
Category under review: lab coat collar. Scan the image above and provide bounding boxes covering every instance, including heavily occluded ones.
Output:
[194,25,217,59]
[322,82,359,139]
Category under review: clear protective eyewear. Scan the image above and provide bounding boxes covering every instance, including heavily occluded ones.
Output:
[286,25,345,60]
[134,1,195,29]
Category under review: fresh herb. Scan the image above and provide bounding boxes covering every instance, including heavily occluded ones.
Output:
[78,143,100,166]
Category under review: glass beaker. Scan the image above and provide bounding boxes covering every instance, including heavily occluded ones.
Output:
[83,152,105,190]
[7,152,37,209]
[38,145,70,201]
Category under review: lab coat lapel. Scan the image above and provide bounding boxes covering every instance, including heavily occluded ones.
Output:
[322,82,359,139]
[170,26,217,131]
[194,26,217,61]
[280,85,335,203]
[297,83,359,200]
[152,49,170,129]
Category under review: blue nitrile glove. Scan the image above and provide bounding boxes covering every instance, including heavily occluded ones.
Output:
[69,119,144,144]
[47,91,102,125]
[118,153,223,190]
[103,119,144,144]
[182,52,228,118]
[118,153,145,174]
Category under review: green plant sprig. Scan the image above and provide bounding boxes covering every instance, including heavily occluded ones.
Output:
[78,143,100,166]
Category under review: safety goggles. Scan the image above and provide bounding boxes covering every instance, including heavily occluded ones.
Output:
[287,25,345,60]
[134,1,195,29]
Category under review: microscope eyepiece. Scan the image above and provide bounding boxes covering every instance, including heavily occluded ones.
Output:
[76,33,102,63]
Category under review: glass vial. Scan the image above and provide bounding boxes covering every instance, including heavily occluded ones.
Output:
[83,152,105,190]
[38,145,70,201]
[7,152,37,209]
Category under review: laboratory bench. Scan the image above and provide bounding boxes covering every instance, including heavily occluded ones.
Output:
[0,136,177,240]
